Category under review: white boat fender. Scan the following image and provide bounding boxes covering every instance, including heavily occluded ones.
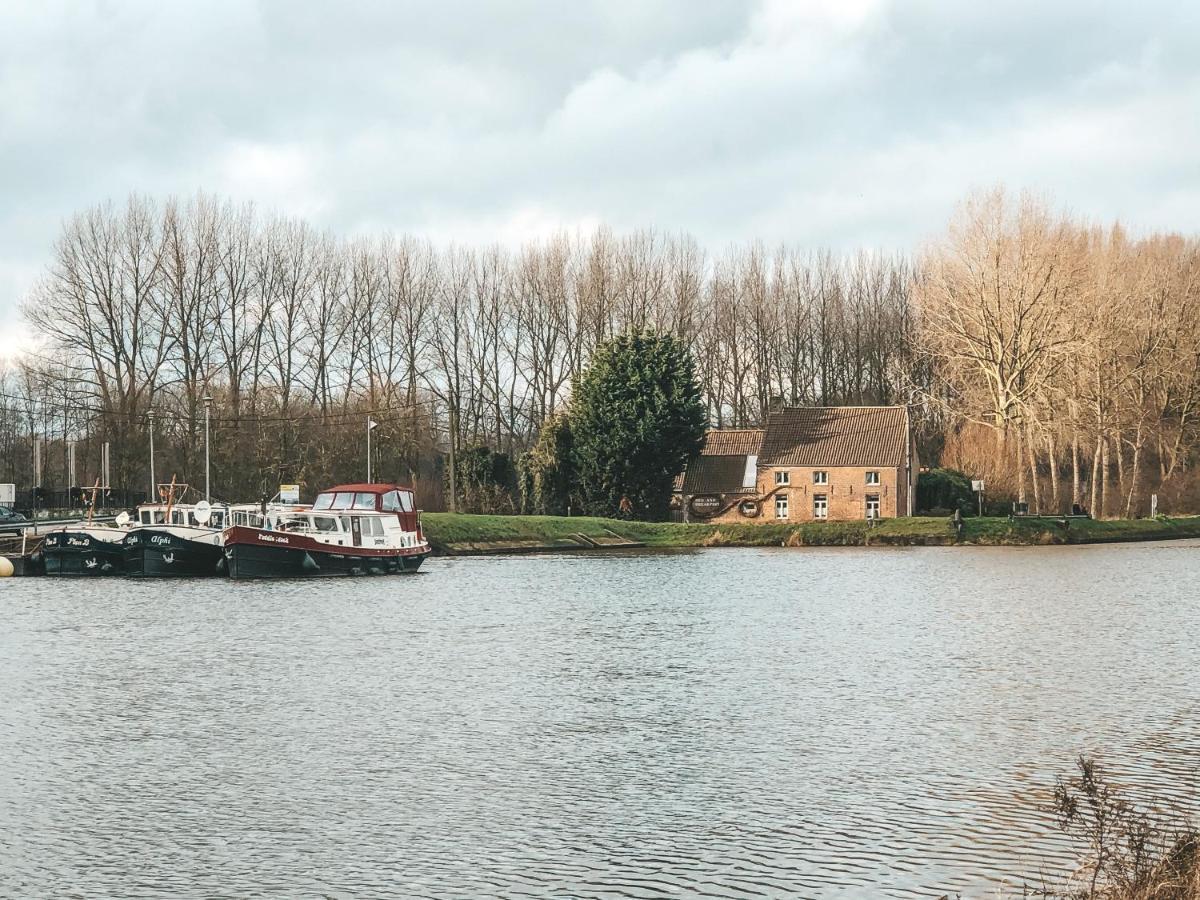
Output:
[301,553,320,572]
[0,556,14,577]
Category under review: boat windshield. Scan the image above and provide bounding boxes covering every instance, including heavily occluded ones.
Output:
[313,491,378,511]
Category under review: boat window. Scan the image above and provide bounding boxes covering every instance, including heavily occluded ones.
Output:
[210,511,225,528]
[332,492,355,509]
[340,516,352,532]
[171,510,186,525]
[382,491,401,512]
[353,492,376,510]
[313,515,340,533]
[153,511,166,524]
[369,517,385,536]
[400,491,414,512]
[140,510,151,524]
[313,493,335,510]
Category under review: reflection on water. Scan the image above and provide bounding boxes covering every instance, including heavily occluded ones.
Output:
[2,542,1199,898]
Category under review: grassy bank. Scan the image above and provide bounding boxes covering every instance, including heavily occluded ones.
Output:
[421,512,1200,554]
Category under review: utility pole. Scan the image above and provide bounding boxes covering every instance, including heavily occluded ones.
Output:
[203,396,213,502]
[447,402,458,513]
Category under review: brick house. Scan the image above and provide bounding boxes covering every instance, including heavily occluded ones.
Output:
[677,406,918,523]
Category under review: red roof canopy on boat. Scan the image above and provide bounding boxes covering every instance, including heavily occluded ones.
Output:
[321,483,412,494]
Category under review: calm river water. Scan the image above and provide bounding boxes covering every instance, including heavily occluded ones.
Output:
[2,542,1199,898]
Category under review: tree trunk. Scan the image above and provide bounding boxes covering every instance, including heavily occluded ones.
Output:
[1100,436,1111,520]
[1124,425,1143,519]
[1071,433,1081,509]
[1015,427,1026,506]
[1048,432,1060,514]
[447,401,459,514]
[1027,432,1042,515]
[1090,435,1103,517]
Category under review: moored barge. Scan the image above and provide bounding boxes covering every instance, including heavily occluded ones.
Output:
[42,525,128,576]
[123,502,229,577]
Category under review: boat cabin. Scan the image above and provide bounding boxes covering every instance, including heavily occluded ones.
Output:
[261,509,424,550]
[136,504,228,529]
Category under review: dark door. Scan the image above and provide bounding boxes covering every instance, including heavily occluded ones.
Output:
[351,516,363,547]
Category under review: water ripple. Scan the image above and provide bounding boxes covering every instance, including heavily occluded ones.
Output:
[1,542,1199,897]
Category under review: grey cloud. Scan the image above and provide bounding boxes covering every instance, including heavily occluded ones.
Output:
[1,0,1198,353]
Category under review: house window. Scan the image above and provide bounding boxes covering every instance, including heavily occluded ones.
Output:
[775,494,789,519]
[775,470,790,486]
[813,470,828,485]
[813,494,828,519]
[865,471,880,485]
[866,494,881,519]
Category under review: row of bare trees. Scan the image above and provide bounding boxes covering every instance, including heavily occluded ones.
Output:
[3,193,916,505]
[2,188,1198,515]
[921,189,1200,516]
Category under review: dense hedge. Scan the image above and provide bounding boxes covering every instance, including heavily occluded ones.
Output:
[916,468,975,515]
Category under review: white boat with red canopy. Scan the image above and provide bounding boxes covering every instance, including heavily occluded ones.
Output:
[221,483,429,579]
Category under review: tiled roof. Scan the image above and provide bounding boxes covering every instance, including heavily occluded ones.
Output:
[699,429,763,456]
[682,455,754,495]
[759,407,909,467]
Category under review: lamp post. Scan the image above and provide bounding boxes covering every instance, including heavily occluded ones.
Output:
[147,410,156,501]
[367,417,379,482]
[203,396,213,502]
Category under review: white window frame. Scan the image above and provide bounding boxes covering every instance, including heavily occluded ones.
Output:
[813,470,828,485]
[813,493,828,519]
[775,470,790,486]
[775,493,789,519]
[865,471,880,485]
[866,494,881,519]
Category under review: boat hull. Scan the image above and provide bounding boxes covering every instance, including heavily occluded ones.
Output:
[224,527,428,579]
[42,531,125,576]
[123,530,225,578]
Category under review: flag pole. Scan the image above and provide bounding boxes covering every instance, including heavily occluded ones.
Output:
[367,416,372,483]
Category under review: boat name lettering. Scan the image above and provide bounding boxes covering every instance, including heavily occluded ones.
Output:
[67,537,91,547]
[258,533,289,545]
[150,535,172,545]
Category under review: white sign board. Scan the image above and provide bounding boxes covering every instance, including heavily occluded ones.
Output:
[971,480,985,492]
[0,483,14,504]
[279,484,300,504]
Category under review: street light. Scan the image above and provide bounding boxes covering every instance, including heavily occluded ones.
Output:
[366,417,379,482]
[147,410,156,501]
[203,396,214,502]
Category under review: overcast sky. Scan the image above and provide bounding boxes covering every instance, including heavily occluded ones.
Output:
[2,0,1198,355]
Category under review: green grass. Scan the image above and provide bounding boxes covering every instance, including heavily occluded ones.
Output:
[960,514,1200,545]
[422,511,1200,554]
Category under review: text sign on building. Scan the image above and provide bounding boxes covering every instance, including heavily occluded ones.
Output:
[688,494,722,518]
[279,484,301,503]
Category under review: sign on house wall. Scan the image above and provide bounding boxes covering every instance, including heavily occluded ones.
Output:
[689,495,722,518]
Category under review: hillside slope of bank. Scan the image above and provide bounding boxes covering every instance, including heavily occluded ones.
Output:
[421,513,1200,555]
